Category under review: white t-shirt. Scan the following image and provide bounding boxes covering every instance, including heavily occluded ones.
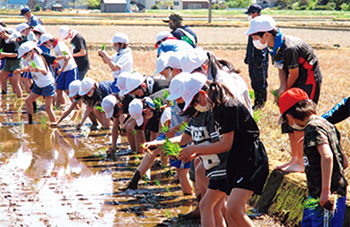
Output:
[54,41,77,72]
[26,54,55,88]
[216,69,253,116]
[111,47,133,79]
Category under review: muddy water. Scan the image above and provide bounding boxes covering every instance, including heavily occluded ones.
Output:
[0,93,284,227]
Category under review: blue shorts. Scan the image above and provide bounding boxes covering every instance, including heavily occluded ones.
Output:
[301,195,346,227]
[56,68,79,90]
[112,78,120,94]
[7,73,13,78]
[21,72,33,79]
[169,158,191,169]
[32,83,55,97]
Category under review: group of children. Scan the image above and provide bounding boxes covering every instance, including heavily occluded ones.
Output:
[0,10,348,226]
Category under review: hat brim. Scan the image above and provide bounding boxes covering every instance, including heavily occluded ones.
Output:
[78,89,90,96]
[277,114,284,125]
[153,65,166,76]
[167,93,181,101]
[162,19,170,23]
[105,109,114,119]
[183,93,196,112]
[136,117,143,126]
[244,10,250,14]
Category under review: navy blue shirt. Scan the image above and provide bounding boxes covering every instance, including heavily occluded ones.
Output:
[157,39,193,57]
[171,25,197,48]
[28,15,43,27]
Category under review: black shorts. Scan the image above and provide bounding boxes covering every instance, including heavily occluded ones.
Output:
[208,178,227,193]
[226,140,269,196]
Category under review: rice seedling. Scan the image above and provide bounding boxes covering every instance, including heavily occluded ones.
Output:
[161,138,181,159]
[62,50,67,56]
[29,61,37,69]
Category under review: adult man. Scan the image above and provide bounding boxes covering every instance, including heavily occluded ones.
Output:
[20,7,43,27]
[59,26,90,80]
[244,4,269,110]
[163,13,197,48]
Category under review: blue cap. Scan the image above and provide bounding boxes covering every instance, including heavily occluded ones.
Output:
[244,4,262,14]
[20,7,31,16]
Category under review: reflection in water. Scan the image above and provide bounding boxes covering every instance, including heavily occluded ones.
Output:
[0,96,198,226]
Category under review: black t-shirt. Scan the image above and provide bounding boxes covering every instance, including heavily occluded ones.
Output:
[83,81,113,106]
[272,35,322,86]
[213,97,260,170]
[0,37,19,60]
[71,33,89,73]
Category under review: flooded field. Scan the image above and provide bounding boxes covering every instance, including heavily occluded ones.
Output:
[0,93,285,226]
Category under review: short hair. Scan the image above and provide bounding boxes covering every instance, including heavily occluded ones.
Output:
[283,100,317,122]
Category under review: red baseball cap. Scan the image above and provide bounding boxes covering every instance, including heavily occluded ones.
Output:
[278,88,309,124]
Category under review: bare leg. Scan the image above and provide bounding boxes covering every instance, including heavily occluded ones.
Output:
[45,96,57,122]
[176,168,192,195]
[226,188,254,227]
[1,73,8,94]
[56,89,65,107]
[200,189,226,227]
[283,130,304,172]
[25,92,40,123]
[9,72,22,98]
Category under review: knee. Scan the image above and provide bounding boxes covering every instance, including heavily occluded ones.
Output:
[226,203,244,220]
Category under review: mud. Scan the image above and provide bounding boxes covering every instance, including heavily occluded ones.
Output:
[0,93,285,226]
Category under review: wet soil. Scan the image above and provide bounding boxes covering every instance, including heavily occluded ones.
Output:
[0,94,285,226]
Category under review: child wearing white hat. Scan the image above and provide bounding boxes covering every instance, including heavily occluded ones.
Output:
[97,32,133,94]
[15,41,56,124]
[101,93,133,156]
[40,32,79,108]
[59,26,90,80]
[0,26,24,98]
[75,77,115,130]
[247,15,322,172]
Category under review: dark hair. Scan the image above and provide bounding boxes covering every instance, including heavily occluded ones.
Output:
[207,82,234,107]
[112,94,124,118]
[253,29,278,38]
[283,100,317,121]
[207,52,240,81]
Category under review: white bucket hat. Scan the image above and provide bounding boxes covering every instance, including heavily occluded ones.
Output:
[167,72,191,101]
[111,32,129,44]
[32,24,46,34]
[117,72,131,96]
[246,15,276,35]
[17,41,42,58]
[182,73,208,111]
[68,80,82,98]
[12,31,22,39]
[16,23,29,33]
[128,98,144,126]
[39,33,54,45]
[58,25,70,39]
[154,51,183,75]
[79,77,96,96]
[123,72,145,96]
[180,49,207,73]
[160,107,172,126]
[155,31,173,48]
[102,95,117,119]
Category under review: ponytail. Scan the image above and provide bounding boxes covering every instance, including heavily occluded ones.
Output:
[208,82,234,107]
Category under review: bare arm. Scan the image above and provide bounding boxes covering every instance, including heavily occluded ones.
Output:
[178,131,234,162]
[56,101,79,125]
[72,48,86,57]
[77,106,93,129]
[317,143,333,207]
[286,67,299,90]
[277,68,288,95]
[97,50,121,71]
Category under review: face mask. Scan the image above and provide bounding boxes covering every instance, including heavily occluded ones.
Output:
[87,90,94,97]
[46,43,54,49]
[289,120,306,131]
[195,101,212,112]
[248,15,252,21]
[253,39,268,50]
